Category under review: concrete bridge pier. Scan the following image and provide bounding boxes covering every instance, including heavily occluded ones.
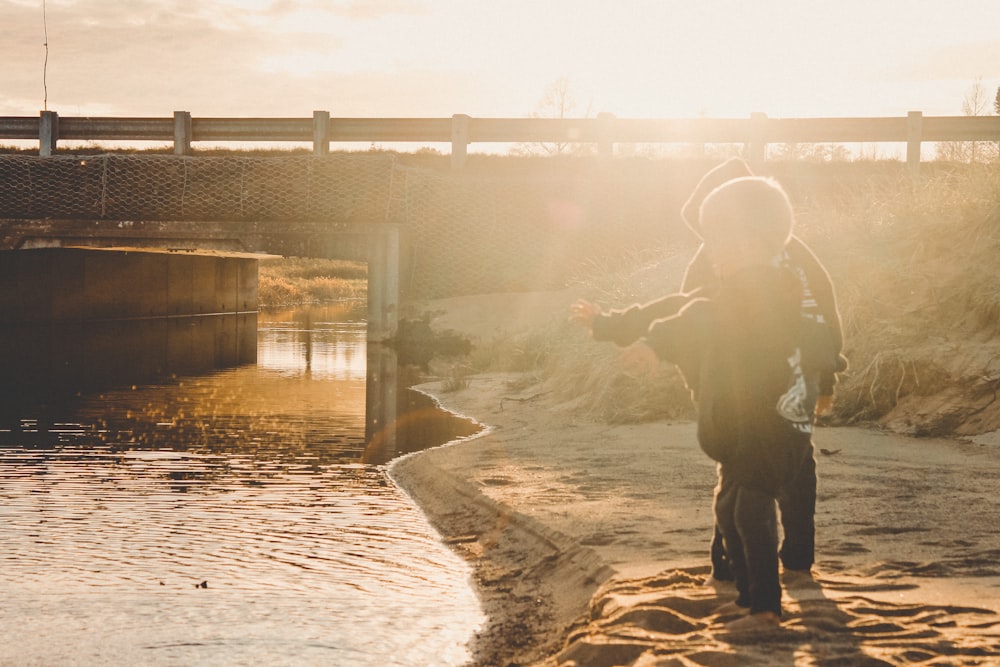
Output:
[0,247,260,323]
[366,224,399,343]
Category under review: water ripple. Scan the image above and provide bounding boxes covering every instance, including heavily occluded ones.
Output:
[0,306,483,666]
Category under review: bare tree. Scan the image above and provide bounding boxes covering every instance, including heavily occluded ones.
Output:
[964,77,990,161]
[962,77,991,116]
[937,77,997,162]
[512,76,594,156]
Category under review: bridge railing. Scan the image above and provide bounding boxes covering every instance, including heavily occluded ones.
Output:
[3,110,1000,173]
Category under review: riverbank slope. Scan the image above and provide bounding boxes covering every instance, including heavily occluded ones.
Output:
[391,290,1000,667]
[393,371,1000,666]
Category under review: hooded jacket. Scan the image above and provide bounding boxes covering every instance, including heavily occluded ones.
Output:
[680,159,848,394]
[644,265,839,494]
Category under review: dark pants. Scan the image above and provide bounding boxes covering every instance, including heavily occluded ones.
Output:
[714,472,782,615]
[777,449,817,570]
[711,445,817,578]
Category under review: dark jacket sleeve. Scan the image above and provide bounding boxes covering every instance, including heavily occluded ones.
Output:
[644,298,712,364]
[786,237,848,394]
[642,298,713,396]
[591,291,700,348]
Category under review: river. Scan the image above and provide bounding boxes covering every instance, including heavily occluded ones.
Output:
[0,303,485,666]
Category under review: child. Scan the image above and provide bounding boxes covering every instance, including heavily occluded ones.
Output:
[575,159,847,582]
[680,159,847,581]
[571,177,839,629]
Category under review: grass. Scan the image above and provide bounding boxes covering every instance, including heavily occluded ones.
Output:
[446,160,1000,435]
[798,162,1000,431]
[258,257,366,307]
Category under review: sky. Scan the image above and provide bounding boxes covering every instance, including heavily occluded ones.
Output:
[3,0,1000,129]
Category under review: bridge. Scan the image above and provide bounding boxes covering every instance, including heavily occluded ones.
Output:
[0,153,412,339]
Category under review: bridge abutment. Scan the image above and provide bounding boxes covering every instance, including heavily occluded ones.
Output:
[0,247,259,323]
[0,247,262,398]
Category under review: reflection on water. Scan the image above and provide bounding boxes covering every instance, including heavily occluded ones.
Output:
[1,313,257,417]
[0,304,484,666]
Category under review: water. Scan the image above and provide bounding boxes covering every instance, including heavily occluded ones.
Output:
[0,303,485,666]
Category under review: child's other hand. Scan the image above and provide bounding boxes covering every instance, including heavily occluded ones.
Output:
[815,394,834,417]
[621,341,660,378]
[569,299,599,329]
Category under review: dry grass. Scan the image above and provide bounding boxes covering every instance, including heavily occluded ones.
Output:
[473,161,1000,434]
[793,162,1000,429]
[258,257,366,307]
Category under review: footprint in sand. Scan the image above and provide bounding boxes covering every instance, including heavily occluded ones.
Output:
[546,566,1000,667]
[824,540,873,556]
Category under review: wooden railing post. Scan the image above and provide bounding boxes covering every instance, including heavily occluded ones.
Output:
[906,111,923,176]
[597,112,615,160]
[39,110,58,156]
[451,114,470,169]
[748,112,767,171]
[313,110,330,155]
[173,111,192,155]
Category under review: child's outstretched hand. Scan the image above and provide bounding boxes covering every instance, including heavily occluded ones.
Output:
[621,341,660,378]
[569,299,600,330]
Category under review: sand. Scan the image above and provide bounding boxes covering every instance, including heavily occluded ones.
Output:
[389,293,1000,666]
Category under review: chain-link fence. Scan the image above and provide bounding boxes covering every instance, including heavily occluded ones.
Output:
[0,154,704,299]
[0,154,398,222]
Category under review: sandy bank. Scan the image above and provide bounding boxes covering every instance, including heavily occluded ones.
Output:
[392,371,1000,666]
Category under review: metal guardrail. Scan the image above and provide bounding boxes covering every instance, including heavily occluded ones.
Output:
[3,110,1000,172]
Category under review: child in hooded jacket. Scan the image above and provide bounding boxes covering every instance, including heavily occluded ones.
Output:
[573,159,847,582]
[680,159,847,581]
[571,176,840,629]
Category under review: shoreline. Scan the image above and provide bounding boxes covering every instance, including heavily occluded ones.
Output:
[389,376,616,666]
[392,371,1000,667]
